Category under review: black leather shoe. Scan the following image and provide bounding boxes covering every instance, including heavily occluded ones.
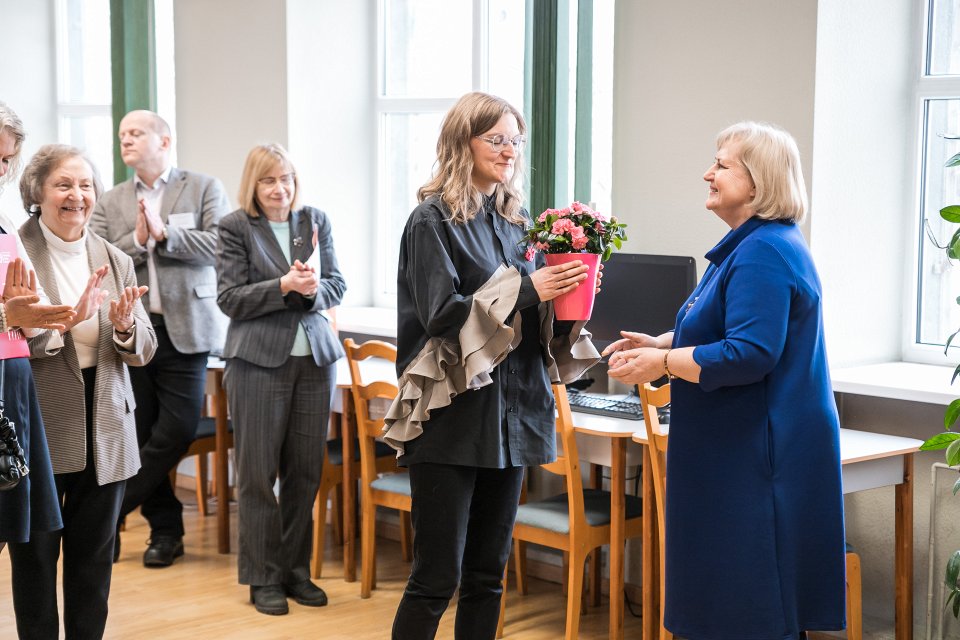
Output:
[284,579,328,607]
[143,536,184,567]
[250,585,289,615]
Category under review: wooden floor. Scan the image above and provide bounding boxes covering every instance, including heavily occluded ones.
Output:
[0,491,644,639]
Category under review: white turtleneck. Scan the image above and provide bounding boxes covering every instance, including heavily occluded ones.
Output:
[38,219,99,369]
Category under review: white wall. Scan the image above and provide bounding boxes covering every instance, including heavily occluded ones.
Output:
[612,0,818,276]
[0,0,58,227]
[810,0,915,368]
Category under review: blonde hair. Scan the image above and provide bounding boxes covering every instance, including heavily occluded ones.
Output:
[20,144,103,213]
[418,92,527,225]
[0,101,26,191]
[716,121,808,223]
[237,143,300,216]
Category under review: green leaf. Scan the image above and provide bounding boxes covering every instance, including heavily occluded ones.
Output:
[954,589,960,618]
[952,475,960,495]
[942,205,960,223]
[947,330,960,355]
[946,589,957,614]
[920,432,960,450]
[946,399,960,430]
[953,364,960,385]
[948,439,960,466]
[948,550,960,587]
[947,153,960,167]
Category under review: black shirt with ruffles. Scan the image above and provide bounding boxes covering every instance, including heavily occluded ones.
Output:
[396,194,557,469]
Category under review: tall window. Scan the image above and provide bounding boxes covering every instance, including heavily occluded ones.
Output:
[915,0,960,361]
[374,0,526,306]
[55,0,114,187]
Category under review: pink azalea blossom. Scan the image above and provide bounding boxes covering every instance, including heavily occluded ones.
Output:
[571,201,583,212]
[551,218,575,235]
[525,245,536,261]
[571,235,588,250]
[557,207,572,217]
[537,212,548,223]
[535,242,550,251]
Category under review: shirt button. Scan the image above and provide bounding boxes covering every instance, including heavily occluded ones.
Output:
[510,369,517,374]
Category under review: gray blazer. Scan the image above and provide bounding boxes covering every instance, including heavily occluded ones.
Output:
[88,167,230,354]
[20,217,158,485]
[216,206,346,368]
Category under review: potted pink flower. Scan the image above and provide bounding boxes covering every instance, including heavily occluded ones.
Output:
[522,201,628,320]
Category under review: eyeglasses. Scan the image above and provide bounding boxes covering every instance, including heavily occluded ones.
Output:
[475,134,526,153]
[257,173,295,188]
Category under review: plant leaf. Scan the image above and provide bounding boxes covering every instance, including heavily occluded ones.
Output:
[948,550,960,587]
[952,363,960,385]
[954,589,960,618]
[942,205,960,223]
[948,438,960,466]
[947,152,960,167]
[920,432,960,450]
[952,475,960,495]
[947,330,960,355]
[946,399,960,430]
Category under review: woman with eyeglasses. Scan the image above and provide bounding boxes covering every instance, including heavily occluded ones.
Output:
[384,92,599,639]
[216,143,346,616]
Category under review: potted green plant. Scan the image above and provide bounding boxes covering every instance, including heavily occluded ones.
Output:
[920,141,960,618]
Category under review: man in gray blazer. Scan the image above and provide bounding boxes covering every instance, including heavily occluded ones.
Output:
[89,110,230,567]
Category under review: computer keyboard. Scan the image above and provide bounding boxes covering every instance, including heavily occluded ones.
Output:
[567,390,645,420]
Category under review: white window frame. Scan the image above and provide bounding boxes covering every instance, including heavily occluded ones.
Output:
[905,0,960,365]
[372,0,497,308]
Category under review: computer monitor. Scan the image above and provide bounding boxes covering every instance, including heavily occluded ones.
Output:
[585,253,698,353]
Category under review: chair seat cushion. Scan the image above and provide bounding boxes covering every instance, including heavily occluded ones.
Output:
[370,472,411,496]
[195,416,233,440]
[514,488,642,534]
[327,438,395,466]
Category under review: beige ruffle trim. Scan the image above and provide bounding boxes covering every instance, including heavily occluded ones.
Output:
[383,265,601,454]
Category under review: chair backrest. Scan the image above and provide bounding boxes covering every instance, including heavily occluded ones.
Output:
[639,381,672,640]
[344,338,399,487]
[549,384,589,534]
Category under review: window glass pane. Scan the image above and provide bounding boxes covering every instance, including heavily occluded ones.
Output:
[61,115,116,190]
[380,112,445,295]
[487,0,526,111]
[918,99,960,346]
[383,0,472,98]
[590,0,615,216]
[60,0,112,104]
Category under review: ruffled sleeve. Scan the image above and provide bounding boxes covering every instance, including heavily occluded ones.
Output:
[539,303,601,384]
[383,265,522,452]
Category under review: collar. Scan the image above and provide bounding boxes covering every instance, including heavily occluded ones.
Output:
[704,216,770,267]
[134,165,173,191]
[38,217,86,256]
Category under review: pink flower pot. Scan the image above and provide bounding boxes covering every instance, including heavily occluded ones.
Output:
[545,253,601,321]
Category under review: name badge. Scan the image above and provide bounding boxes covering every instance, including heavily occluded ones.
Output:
[168,212,197,229]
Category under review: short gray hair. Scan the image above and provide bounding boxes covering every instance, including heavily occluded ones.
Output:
[20,144,103,214]
[0,101,26,191]
[716,121,808,223]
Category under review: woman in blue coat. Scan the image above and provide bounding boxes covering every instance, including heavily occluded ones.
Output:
[604,121,845,639]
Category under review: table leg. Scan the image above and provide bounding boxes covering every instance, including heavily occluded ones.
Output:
[895,453,914,640]
[213,370,230,554]
[610,438,626,640]
[342,390,357,582]
[641,446,657,640]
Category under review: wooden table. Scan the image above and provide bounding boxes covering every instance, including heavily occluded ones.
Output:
[205,359,230,554]
[630,424,922,640]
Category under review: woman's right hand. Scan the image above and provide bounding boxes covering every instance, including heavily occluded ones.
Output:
[530,261,589,302]
[280,263,318,296]
[4,296,76,331]
[601,330,660,356]
[65,266,109,332]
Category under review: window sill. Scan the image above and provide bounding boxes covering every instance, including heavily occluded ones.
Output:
[831,361,958,406]
[336,306,397,339]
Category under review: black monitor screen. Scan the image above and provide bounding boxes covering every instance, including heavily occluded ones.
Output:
[585,253,698,352]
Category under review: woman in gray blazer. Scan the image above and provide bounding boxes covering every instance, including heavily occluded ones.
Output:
[217,143,346,616]
[8,144,157,640]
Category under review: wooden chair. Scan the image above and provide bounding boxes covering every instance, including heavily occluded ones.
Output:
[344,338,413,598]
[172,390,234,517]
[498,384,644,640]
[638,382,862,640]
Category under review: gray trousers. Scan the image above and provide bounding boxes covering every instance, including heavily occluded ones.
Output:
[225,355,334,586]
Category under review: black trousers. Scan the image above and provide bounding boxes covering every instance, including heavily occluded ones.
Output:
[119,321,208,537]
[392,463,525,640]
[9,367,125,640]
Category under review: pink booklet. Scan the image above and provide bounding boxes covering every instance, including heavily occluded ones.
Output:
[0,235,31,359]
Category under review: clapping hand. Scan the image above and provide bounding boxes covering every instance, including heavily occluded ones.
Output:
[2,259,37,301]
[281,259,318,297]
[66,265,109,332]
[110,285,148,334]
[4,296,75,332]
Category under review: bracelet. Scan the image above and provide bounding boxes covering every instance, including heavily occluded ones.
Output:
[663,348,677,380]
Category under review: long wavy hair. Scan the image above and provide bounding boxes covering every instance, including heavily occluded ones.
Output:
[418,92,527,225]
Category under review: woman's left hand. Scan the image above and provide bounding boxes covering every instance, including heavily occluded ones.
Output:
[606,347,665,385]
[2,259,37,301]
[110,285,149,333]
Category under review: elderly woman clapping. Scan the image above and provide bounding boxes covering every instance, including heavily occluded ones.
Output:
[7,144,157,640]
